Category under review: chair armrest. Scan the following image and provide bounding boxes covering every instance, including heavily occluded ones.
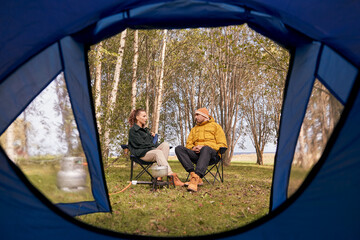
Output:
[121,144,129,150]
[219,147,227,154]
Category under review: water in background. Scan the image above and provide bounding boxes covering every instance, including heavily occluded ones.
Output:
[169,151,275,156]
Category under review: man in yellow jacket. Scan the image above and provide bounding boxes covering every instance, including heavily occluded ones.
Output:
[175,108,227,192]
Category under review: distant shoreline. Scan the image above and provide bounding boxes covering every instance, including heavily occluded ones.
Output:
[233,152,275,155]
[169,152,275,165]
[169,151,275,156]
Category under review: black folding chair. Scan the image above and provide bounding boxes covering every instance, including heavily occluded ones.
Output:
[120,134,159,184]
[185,147,227,185]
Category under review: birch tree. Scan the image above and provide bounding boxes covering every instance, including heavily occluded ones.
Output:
[86,26,290,166]
[1,119,28,162]
[145,58,151,118]
[294,80,343,168]
[131,30,139,110]
[241,29,289,164]
[243,74,273,165]
[54,74,84,156]
[94,42,103,134]
[151,29,168,134]
[164,29,204,145]
[204,26,249,165]
[6,124,16,162]
[103,29,127,159]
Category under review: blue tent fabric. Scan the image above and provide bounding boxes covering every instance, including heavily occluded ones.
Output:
[235,72,360,239]
[0,150,127,240]
[1,0,360,239]
[1,0,360,80]
[270,42,320,210]
[55,37,111,215]
[272,42,358,210]
[0,43,62,135]
[0,36,111,217]
[317,45,358,105]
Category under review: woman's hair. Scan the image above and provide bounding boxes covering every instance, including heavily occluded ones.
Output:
[128,108,146,127]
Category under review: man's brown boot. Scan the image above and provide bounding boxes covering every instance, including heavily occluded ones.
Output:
[184,177,203,186]
[169,173,184,187]
[187,172,200,192]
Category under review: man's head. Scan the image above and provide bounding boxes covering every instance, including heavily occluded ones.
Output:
[195,108,209,124]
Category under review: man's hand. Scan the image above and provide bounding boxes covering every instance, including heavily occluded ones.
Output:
[192,145,204,153]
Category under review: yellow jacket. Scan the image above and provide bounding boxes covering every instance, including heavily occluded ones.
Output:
[186,116,227,151]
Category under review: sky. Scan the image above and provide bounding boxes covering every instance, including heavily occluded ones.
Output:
[19,73,277,157]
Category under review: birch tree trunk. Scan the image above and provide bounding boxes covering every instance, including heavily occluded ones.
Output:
[206,27,246,165]
[145,63,150,127]
[297,125,307,167]
[6,124,16,162]
[131,30,139,110]
[103,29,127,160]
[152,29,167,133]
[55,75,74,156]
[177,105,185,145]
[22,110,29,160]
[94,42,103,134]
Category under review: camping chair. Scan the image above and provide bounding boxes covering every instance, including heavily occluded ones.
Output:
[120,134,159,184]
[186,147,227,185]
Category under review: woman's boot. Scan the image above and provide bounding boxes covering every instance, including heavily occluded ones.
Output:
[169,173,184,186]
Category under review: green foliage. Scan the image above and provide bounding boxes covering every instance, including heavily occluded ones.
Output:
[54,74,83,156]
[88,25,289,165]
[77,158,273,237]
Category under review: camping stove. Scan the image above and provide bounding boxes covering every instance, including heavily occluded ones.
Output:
[151,176,175,191]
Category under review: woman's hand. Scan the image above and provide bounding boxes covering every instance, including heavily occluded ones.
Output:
[151,132,156,137]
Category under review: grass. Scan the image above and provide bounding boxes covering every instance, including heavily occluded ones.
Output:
[77,157,274,237]
[15,153,315,237]
[288,165,311,198]
[18,159,94,203]
[16,154,277,237]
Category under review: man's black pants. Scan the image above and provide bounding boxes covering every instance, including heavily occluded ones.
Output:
[175,145,218,178]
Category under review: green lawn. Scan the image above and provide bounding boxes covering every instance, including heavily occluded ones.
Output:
[77,159,274,237]
[18,159,94,203]
[288,165,311,198]
[18,157,274,237]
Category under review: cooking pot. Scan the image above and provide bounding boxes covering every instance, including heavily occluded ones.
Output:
[151,165,168,177]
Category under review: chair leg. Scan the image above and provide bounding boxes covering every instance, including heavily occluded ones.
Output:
[202,161,223,185]
[129,156,155,184]
[204,164,218,185]
[185,172,190,182]
[203,175,211,184]
[220,160,224,183]
[212,164,221,184]
[130,159,134,181]
[134,164,153,180]
[186,159,224,185]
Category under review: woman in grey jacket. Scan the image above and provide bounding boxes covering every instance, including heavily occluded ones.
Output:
[128,109,184,186]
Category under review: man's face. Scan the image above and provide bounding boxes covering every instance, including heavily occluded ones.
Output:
[195,113,206,124]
